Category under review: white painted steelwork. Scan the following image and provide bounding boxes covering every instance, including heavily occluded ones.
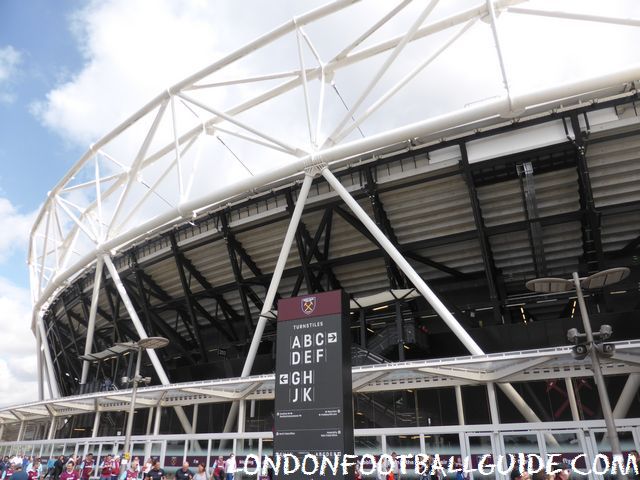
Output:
[1,340,639,425]
[23,0,640,436]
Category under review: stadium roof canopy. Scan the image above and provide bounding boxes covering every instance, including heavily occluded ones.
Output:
[24,0,640,410]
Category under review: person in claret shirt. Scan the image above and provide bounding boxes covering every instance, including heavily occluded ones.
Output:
[59,463,79,480]
[99,456,113,480]
[111,457,121,480]
[2,463,15,480]
[79,454,95,480]
[10,465,27,480]
[27,459,43,480]
[124,462,139,480]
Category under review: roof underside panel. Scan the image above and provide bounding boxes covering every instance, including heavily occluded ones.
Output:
[477,179,525,227]
[379,174,475,244]
[588,135,640,208]
[490,230,534,281]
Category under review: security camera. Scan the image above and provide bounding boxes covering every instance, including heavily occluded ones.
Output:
[572,344,590,360]
[567,328,580,344]
[596,343,615,358]
[598,324,612,340]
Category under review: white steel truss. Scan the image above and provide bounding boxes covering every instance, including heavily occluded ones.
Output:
[2,340,639,426]
[24,0,640,428]
[28,0,640,325]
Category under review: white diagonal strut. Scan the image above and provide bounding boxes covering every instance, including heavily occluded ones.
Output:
[102,254,193,435]
[320,166,553,439]
[80,257,104,385]
[222,173,315,435]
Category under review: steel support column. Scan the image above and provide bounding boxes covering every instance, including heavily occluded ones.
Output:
[487,382,499,424]
[613,373,640,420]
[285,189,321,294]
[395,302,405,361]
[92,410,101,438]
[321,166,551,435]
[364,167,405,289]
[460,143,504,324]
[81,258,104,385]
[570,115,603,273]
[47,417,56,440]
[170,234,208,362]
[153,406,162,436]
[36,326,44,401]
[37,315,61,398]
[221,214,257,334]
[17,421,25,442]
[102,254,193,435]
[455,385,465,425]
[223,174,314,434]
[146,408,154,435]
[565,378,580,421]
[517,161,546,277]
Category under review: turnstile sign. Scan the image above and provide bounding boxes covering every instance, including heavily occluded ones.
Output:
[274,290,354,476]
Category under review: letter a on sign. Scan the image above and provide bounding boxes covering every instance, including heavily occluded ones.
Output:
[301,296,316,315]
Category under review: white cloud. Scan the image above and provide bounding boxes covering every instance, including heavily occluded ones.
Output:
[0,277,38,407]
[33,0,640,151]
[0,197,37,263]
[0,45,21,104]
[0,198,39,406]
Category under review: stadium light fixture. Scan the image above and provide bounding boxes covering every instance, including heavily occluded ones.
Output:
[120,336,169,460]
[526,268,630,468]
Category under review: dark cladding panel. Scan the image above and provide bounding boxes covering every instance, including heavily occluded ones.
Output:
[274,290,354,479]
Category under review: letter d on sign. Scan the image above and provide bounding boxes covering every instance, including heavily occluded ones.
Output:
[283,454,300,474]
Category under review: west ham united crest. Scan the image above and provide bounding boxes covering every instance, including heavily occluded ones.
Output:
[301,296,317,315]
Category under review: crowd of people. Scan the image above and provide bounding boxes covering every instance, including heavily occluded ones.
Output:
[1,451,638,480]
[0,453,239,480]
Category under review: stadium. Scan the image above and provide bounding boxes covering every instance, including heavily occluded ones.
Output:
[1,0,640,475]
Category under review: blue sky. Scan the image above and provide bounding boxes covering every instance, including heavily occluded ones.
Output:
[0,0,85,286]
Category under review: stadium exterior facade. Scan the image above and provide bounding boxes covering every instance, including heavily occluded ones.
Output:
[2,0,640,476]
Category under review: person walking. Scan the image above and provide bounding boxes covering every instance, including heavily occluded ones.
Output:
[124,461,139,480]
[141,460,152,480]
[111,457,120,480]
[79,454,94,480]
[193,465,206,480]
[2,463,15,480]
[59,463,79,480]
[143,460,165,480]
[99,455,113,480]
[52,458,65,480]
[27,459,43,480]
[223,456,236,480]
[10,465,27,480]
[209,457,224,480]
[175,463,192,480]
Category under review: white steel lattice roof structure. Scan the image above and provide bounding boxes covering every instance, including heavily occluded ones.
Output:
[22,0,640,431]
[28,0,640,319]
